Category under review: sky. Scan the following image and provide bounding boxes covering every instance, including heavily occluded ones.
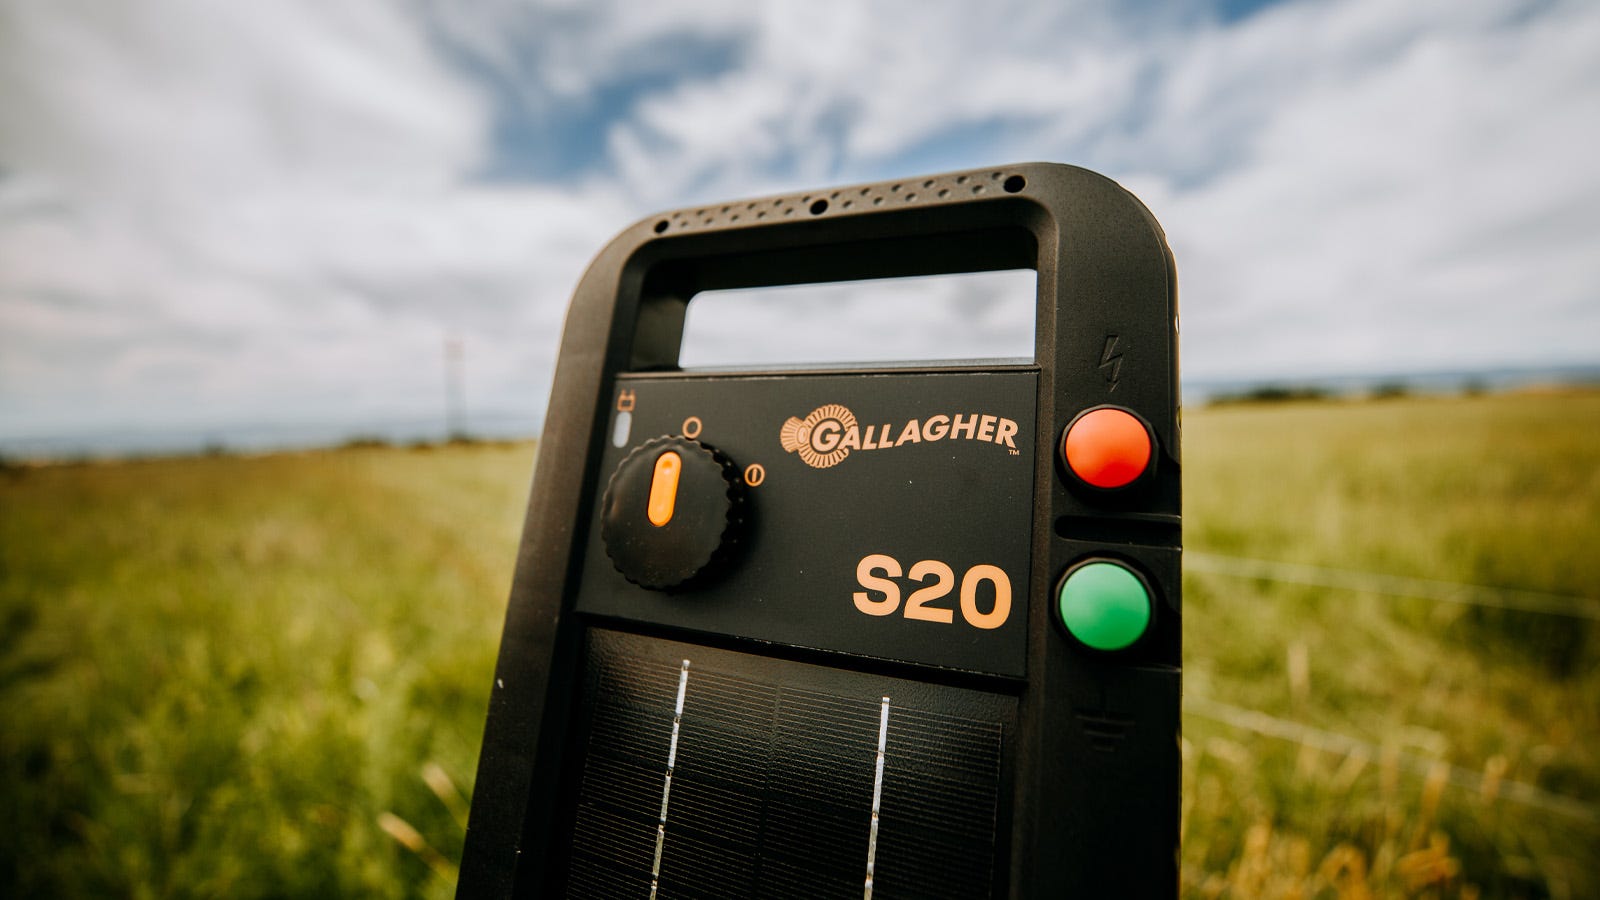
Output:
[1,0,1597,452]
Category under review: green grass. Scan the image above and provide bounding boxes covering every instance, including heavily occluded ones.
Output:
[2,391,1597,897]
[0,443,533,898]
[1182,390,1600,898]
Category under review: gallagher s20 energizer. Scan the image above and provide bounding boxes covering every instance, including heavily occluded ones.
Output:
[458,163,1181,898]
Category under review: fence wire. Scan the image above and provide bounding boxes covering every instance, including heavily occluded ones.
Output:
[1186,696,1600,826]
[1187,551,1600,621]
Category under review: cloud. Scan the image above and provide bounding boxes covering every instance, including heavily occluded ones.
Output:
[1,0,1597,450]
[1130,0,1600,376]
[602,0,1600,379]
[603,1,1149,203]
[679,271,1038,369]
[0,0,626,438]
[0,0,483,198]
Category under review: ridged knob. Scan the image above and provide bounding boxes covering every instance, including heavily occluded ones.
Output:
[600,436,744,590]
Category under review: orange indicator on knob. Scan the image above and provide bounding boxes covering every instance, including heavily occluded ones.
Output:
[646,451,682,526]
[1062,407,1152,489]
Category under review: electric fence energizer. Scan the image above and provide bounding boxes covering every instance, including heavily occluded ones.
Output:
[458,162,1181,898]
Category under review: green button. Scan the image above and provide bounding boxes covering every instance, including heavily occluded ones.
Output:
[1058,561,1151,651]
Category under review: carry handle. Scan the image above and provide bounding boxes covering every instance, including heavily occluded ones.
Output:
[631,199,1045,368]
[559,161,1176,433]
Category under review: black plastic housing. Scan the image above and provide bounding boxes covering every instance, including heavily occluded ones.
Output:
[457,162,1181,898]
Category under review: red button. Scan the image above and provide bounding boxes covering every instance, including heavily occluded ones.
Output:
[1062,407,1152,489]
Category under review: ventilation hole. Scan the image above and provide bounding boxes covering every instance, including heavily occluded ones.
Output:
[809,198,829,215]
[830,191,841,199]
[730,214,740,222]
[991,171,1003,179]
[972,185,985,195]
[756,211,766,220]
[956,175,968,185]
[653,220,668,233]
[890,183,901,192]
[872,196,884,206]
[747,202,757,210]
[922,179,934,188]
[938,189,950,199]
[783,208,794,216]
[841,200,853,209]
[773,198,783,207]
[860,187,871,196]
[1004,174,1026,193]
[905,193,917,202]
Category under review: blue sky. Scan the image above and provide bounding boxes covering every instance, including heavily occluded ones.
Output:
[2,0,1597,449]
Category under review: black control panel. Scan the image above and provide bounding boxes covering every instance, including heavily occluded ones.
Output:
[582,371,1036,677]
[458,163,1181,898]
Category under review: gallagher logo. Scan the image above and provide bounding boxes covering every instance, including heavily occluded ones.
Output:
[779,403,1019,469]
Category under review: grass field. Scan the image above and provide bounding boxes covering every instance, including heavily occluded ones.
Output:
[2,390,1597,897]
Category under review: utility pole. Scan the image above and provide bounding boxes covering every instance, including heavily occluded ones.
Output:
[445,335,465,440]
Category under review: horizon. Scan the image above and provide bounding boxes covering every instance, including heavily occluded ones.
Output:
[6,360,1595,461]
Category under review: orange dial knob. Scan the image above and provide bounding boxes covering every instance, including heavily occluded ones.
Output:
[601,436,745,590]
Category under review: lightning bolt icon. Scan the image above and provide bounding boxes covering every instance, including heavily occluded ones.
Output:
[1099,334,1123,391]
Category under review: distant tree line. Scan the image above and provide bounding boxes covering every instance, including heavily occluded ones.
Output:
[1207,380,1429,406]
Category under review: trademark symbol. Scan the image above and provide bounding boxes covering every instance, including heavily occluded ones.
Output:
[1009,449,1020,456]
